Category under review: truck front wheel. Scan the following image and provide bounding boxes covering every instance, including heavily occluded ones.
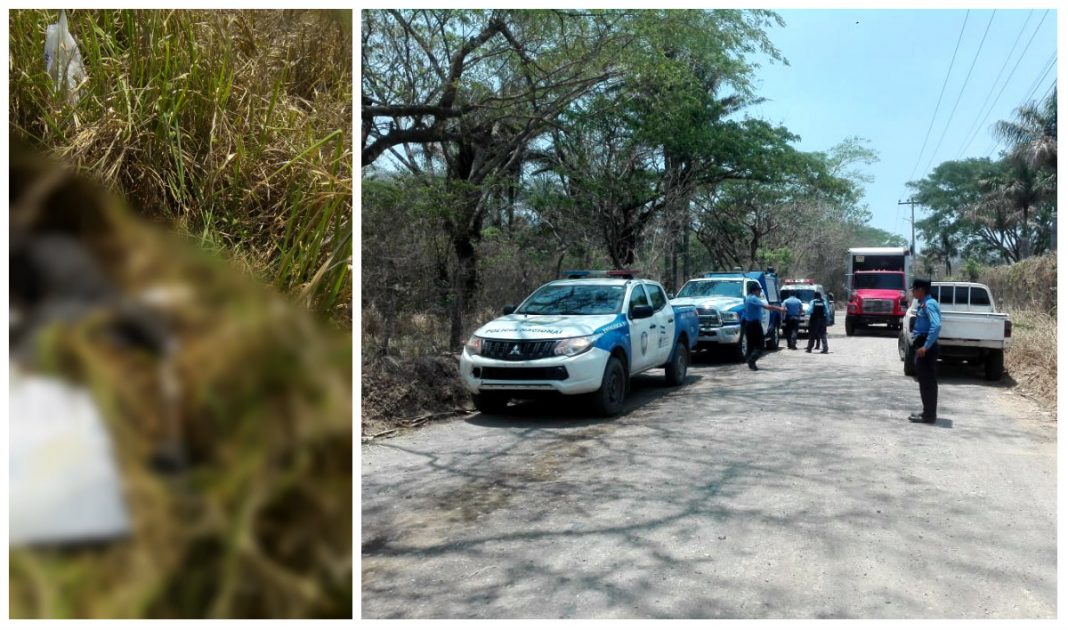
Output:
[665,341,689,386]
[591,356,627,417]
[472,392,510,414]
[733,331,748,362]
[765,324,780,350]
[845,316,856,336]
[903,344,916,376]
[984,350,1004,381]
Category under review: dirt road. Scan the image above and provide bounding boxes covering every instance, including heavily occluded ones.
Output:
[361,327,1056,618]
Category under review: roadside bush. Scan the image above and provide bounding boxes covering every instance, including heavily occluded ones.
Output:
[979,253,1056,315]
[1004,307,1057,411]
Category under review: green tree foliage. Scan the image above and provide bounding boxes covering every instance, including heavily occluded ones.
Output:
[910,89,1056,271]
[361,9,894,350]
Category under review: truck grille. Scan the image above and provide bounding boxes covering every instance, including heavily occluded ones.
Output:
[863,299,893,314]
[481,339,557,361]
[697,308,721,328]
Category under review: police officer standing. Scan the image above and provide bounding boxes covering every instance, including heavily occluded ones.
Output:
[742,283,787,370]
[782,293,803,349]
[805,291,830,354]
[909,278,942,423]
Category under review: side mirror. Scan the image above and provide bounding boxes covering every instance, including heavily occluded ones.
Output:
[667,293,675,300]
[502,305,516,315]
[630,305,655,319]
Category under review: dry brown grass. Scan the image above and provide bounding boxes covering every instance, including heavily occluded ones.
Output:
[10,9,352,322]
[980,253,1057,314]
[1004,307,1057,413]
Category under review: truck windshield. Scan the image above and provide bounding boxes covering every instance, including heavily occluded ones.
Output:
[853,274,904,290]
[782,288,815,301]
[516,284,626,315]
[676,279,743,299]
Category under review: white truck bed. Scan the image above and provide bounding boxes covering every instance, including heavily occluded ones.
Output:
[934,308,1013,349]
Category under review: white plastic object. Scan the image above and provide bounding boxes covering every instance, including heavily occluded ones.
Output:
[9,368,131,546]
[44,9,88,104]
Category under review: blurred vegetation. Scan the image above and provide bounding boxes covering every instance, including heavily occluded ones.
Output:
[9,9,352,618]
[10,9,352,322]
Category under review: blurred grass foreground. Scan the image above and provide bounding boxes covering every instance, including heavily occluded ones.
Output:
[8,9,352,619]
[10,9,352,320]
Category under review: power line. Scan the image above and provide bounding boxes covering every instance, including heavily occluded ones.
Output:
[985,55,1057,159]
[1041,78,1057,101]
[1021,52,1056,104]
[954,10,1034,159]
[921,9,998,176]
[905,10,970,188]
[961,10,1050,160]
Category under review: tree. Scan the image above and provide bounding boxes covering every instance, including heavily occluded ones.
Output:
[362,10,622,346]
[994,88,1057,174]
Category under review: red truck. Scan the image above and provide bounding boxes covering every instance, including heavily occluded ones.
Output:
[844,247,911,336]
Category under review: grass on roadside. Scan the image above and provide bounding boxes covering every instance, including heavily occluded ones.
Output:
[9,9,352,321]
[1004,308,1057,412]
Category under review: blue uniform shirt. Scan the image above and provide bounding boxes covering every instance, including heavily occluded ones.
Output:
[912,295,942,349]
[783,296,803,318]
[743,294,764,322]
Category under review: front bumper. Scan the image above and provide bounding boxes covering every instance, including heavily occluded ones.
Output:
[850,313,904,325]
[460,347,610,396]
[696,323,741,346]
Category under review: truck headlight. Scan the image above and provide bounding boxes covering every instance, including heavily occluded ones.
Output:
[721,311,740,323]
[553,334,599,357]
[464,335,483,356]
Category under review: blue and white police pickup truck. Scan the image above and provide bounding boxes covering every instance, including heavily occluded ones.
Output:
[669,270,782,361]
[460,271,700,417]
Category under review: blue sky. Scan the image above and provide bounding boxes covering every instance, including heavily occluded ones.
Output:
[745,9,1057,248]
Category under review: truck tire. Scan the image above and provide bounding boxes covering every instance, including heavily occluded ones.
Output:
[845,316,856,336]
[765,324,780,350]
[984,350,1004,381]
[903,345,916,377]
[665,341,689,386]
[472,392,510,414]
[733,331,748,362]
[591,356,627,417]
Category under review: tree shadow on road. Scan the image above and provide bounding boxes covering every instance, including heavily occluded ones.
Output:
[464,373,705,429]
[361,329,1054,619]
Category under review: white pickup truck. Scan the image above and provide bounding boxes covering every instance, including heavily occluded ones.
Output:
[461,273,700,417]
[897,281,1013,381]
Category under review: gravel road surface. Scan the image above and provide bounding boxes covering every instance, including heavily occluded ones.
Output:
[361,327,1056,618]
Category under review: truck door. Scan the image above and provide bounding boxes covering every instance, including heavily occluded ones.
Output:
[627,284,657,374]
[645,283,674,366]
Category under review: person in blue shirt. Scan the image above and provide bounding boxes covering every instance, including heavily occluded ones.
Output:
[742,283,787,370]
[805,292,831,354]
[781,293,804,349]
[909,277,942,423]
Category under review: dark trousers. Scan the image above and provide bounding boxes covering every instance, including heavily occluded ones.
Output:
[784,316,800,348]
[807,319,828,351]
[744,320,764,364]
[915,343,939,418]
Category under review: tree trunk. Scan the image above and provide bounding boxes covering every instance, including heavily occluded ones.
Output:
[449,232,478,350]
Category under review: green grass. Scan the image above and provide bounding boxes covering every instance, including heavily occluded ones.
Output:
[9,9,352,321]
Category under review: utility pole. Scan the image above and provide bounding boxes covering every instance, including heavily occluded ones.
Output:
[898,199,922,254]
